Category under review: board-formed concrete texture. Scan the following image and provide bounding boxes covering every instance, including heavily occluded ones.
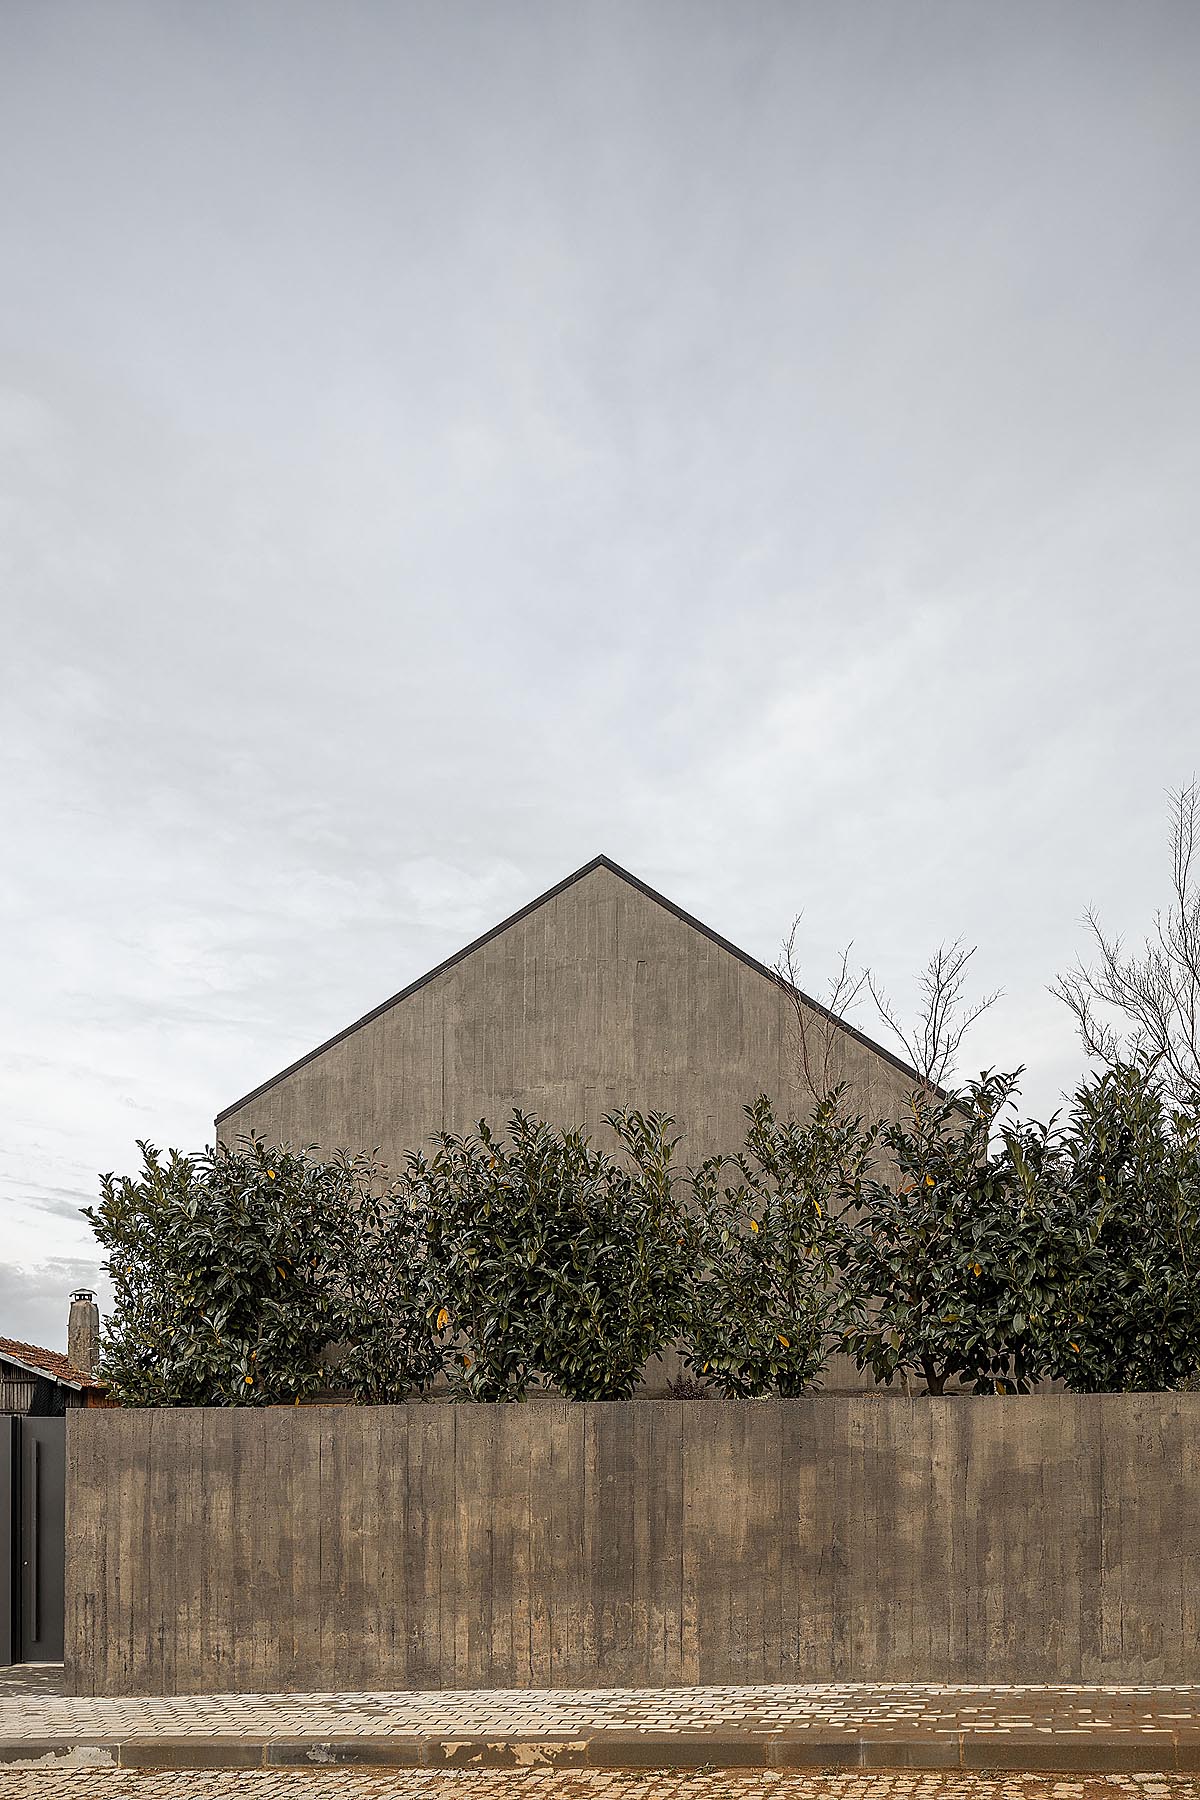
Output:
[65,1395,1200,1698]
[215,856,924,1170]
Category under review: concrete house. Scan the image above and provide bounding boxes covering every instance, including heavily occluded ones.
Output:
[216,855,921,1168]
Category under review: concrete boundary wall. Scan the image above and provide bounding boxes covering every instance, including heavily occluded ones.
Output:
[65,1396,1200,1696]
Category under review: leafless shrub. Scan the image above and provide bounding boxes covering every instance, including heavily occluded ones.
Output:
[866,941,1000,1094]
[774,916,867,1104]
[775,919,999,1102]
[1051,780,1200,1105]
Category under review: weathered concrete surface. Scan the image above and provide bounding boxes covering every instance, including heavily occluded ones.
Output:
[65,1395,1200,1697]
[214,858,921,1170]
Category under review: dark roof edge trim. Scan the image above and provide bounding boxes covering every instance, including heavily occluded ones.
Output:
[0,1348,85,1390]
[216,856,614,1122]
[216,853,933,1124]
[601,858,936,1096]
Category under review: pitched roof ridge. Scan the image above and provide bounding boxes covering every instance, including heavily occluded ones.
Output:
[216,854,926,1123]
[590,856,930,1092]
[0,1334,90,1388]
[217,855,610,1122]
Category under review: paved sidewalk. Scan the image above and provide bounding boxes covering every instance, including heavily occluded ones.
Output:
[2,1772,1199,1799]
[5,1676,1200,1773]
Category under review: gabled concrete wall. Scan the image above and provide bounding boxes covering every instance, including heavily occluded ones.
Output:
[216,862,918,1169]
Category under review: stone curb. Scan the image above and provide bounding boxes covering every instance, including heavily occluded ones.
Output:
[0,1732,1196,1773]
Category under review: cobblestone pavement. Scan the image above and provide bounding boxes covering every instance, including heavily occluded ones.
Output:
[7,1682,1200,1743]
[1,1767,1198,1796]
[0,1673,61,1702]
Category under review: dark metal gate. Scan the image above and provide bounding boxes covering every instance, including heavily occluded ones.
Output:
[1,1416,66,1663]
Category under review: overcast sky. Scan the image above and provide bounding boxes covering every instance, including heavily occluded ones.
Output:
[3,0,1198,1350]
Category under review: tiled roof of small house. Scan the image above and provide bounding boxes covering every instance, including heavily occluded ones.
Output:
[0,1335,104,1389]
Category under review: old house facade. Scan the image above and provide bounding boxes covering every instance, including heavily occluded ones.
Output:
[0,1293,106,1415]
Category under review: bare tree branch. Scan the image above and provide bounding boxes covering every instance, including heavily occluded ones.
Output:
[774,918,998,1103]
[865,940,1000,1093]
[1050,780,1200,1104]
[772,915,867,1105]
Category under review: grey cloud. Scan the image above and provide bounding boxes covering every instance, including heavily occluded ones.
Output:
[0,1260,109,1357]
[12,1189,93,1226]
